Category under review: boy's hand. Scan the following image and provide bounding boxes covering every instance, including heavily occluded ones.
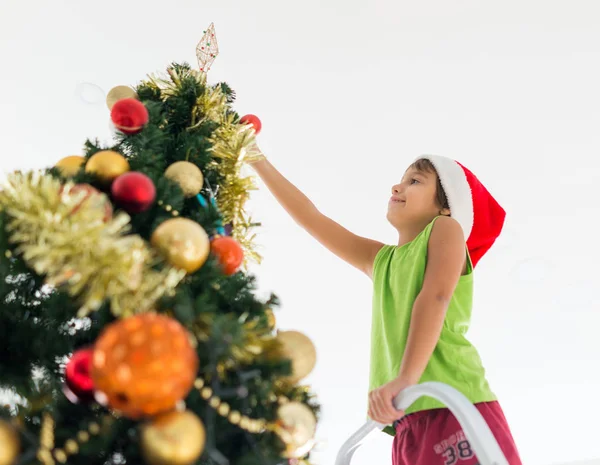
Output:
[245,141,267,165]
[368,377,414,425]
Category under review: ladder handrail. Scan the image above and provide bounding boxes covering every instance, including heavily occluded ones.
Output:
[334,382,509,465]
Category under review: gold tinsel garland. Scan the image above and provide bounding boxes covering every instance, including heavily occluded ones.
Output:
[0,172,185,317]
[208,110,262,265]
[144,67,262,264]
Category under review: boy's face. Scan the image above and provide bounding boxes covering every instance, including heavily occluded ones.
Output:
[387,167,449,228]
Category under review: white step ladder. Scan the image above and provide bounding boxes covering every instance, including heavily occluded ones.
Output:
[335,382,509,465]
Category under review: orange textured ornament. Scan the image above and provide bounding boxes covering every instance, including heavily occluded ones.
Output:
[91,313,198,419]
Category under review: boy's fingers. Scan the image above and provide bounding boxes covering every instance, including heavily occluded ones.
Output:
[372,395,386,422]
[369,390,403,424]
[380,396,397,424]
[386,403,397,419]
[368,399,379,422]
[384,394,398,419]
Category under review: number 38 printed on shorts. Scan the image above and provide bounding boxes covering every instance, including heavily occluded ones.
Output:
[434,431,477,465]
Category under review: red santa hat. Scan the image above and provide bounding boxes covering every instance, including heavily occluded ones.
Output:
[415,155,506,268]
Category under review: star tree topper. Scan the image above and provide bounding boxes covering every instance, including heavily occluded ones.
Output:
[196,23,219,73]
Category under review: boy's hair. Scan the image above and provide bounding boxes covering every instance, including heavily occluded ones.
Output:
[408,158,450,210]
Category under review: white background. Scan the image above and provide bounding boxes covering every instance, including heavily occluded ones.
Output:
[1,1,600,464]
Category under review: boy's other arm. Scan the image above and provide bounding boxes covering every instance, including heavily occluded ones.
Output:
[397,216,466,383]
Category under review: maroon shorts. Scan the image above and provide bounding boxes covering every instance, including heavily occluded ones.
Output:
[392,401,522,465]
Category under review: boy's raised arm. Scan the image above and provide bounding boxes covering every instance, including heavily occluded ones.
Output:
[249,149,384,277]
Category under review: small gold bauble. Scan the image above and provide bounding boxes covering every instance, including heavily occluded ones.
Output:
[217,403,230,416]
[277,331,317,384]
[0,420,20,465]
[140,411,206,465]
[164,161,204,198]
[85,151,130,184]
[265,308,276,330]
[55,155,86,177]
[106,85,138,110]
[54,449,67,463]
[275,402,317,459]
[228,411,241,424]
[65,439,78,454]
[88,423,100,435]
[151,218,210,273]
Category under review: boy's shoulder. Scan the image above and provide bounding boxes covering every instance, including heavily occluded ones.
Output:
[428,216,469,276]
[429,215,465,242]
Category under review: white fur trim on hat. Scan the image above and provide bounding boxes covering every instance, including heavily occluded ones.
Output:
[414,155,474,240]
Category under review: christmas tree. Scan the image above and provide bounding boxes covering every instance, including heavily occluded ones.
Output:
[0,26,320,465]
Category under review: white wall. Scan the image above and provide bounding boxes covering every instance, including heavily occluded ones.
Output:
[557,462,600,465]
[2,1,599,464]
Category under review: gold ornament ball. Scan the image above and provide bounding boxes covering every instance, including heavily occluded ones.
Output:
[277,331,317,384]
[0,420,20,465]
[85,151,130,184]
[151,218,210,273]
[55,155,86,178]
[140,410,206,465]
[275,402,317,459]
[106,85,138,110]
[164,162,204,198]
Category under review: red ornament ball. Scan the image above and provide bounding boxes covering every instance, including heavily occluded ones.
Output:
[111,172,156,213]
[110,98,149,134]
[60,183,113,222]
[240,114,262,135]
[211,236,244,275]
[64,348,95,403]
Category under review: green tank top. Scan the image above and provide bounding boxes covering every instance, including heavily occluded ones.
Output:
[369,216,496,435]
